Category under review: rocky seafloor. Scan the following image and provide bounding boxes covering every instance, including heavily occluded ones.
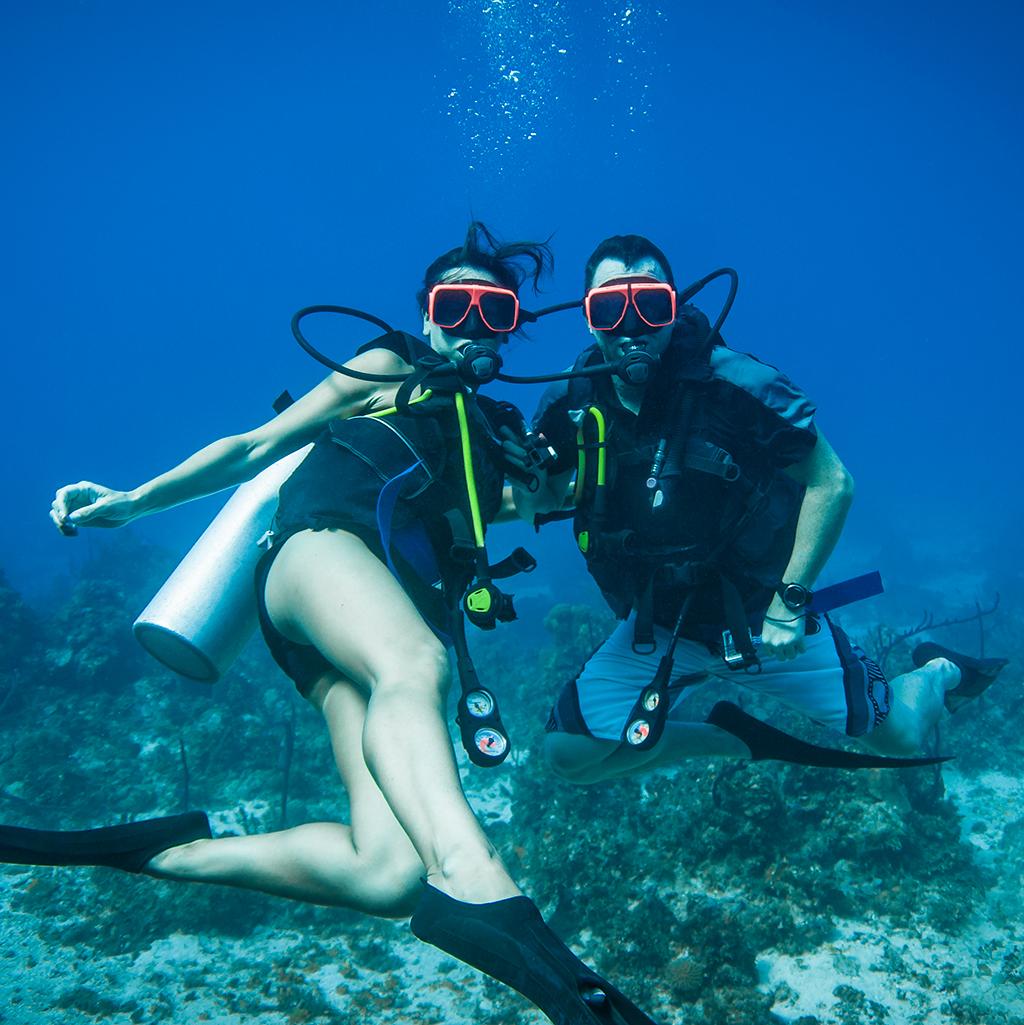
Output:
[1,538,1022,1025]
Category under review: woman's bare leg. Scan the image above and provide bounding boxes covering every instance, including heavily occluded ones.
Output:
[148,671,424,917]
[263,529,519,904]
[244,532,682,1022]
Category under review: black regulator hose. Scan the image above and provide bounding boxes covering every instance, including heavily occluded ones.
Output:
[291,305,502,389]
[290,305,414,382]
[498,267,739,385]
[289,267,739,388]
[494,358,641,386]
[680,266,738,349]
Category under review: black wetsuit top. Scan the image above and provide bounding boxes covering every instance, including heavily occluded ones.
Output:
[533,314,819,634]
[274,333,514,562]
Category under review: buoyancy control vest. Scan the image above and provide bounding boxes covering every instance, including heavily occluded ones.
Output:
[274,333,522,576]
[562,310,796,655]
[274,332,536,766]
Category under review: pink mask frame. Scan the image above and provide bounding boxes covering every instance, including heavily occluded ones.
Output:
[428,283,521,333]
[584,280,677,332]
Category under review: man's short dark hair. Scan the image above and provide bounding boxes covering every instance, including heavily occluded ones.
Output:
[583,234,675,292]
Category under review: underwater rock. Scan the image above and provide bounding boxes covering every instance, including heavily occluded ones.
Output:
[52,985,137,1018]
[675,895,760,984]
[831,983,888,1024]
[699,985,777,1025]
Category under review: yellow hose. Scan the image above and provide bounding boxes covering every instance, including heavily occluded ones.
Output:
[368,389,433,419]
[454,391,486,549]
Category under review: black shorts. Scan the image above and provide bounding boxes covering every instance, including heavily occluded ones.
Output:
[254,531,337,699]
[253,523,453,699]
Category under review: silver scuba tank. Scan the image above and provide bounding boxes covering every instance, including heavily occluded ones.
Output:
[132,446,312,682]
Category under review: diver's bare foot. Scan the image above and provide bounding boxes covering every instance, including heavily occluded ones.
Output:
[912,643,1008,714]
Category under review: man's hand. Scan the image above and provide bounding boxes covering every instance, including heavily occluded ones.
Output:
[760,597,807,661]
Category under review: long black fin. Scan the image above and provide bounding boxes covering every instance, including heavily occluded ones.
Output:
[911,642,1008,713]
[0,811,212,873]
[411,884,659,1024]
[706,701,951,769]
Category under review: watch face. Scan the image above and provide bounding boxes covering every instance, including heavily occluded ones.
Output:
[782,583,810,610]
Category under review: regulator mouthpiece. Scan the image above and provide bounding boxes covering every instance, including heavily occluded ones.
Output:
[615,347,659,386]
[457,343,503,386]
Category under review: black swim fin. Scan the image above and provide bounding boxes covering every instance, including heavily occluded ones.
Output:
[706,701,951,768]
[911,642,1008,713]
[411,884,659,1025]
[0,811,212,873]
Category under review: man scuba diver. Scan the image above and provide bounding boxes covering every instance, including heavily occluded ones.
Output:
[3,224,664,1025]
[512,233,1008,782]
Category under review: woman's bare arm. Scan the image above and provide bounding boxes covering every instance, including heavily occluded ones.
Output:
[50,346,408,531]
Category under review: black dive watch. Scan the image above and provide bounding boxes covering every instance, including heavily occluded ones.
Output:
[778,582,812,612]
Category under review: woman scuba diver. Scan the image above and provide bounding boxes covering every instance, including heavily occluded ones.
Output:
[6,222,660,1025]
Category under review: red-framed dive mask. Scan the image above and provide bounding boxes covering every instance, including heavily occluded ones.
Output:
[428,282,521,333]
[584,280,677,332]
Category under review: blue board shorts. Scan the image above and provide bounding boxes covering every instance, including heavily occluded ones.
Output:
[547,613,891,742]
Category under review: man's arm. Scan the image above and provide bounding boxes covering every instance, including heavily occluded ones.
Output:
[761,428,855,659]
[779,427,855,586]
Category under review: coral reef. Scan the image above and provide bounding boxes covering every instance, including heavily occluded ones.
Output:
[0,555,1022,1024]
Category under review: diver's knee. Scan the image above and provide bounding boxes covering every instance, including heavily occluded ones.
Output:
[379,860,426,918]
[371,641,451,703]
[357,850,425,918]
[544,733,601,784]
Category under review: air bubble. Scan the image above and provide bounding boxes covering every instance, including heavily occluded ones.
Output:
[443,0,665,174]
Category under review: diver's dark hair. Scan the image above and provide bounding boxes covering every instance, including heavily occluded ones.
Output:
[417,221,554,324]
[583,234,675,291]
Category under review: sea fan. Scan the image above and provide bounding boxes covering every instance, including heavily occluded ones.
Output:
[666,951,706,999]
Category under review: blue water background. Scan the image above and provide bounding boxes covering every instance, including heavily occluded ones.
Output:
[2,0,1022,613]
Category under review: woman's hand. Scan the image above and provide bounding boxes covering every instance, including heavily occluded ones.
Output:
[50,482,140,532]
[47,355,392,539]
